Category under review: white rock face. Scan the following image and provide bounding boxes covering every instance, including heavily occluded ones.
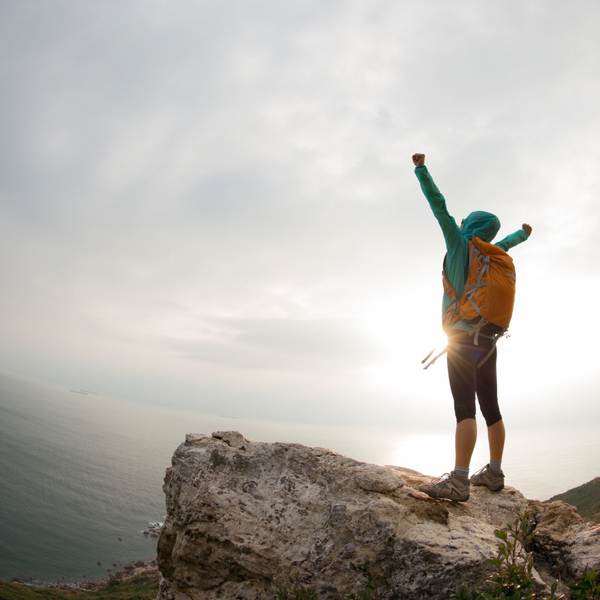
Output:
[157,432,600,600]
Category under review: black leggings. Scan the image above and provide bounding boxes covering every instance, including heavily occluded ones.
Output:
[447,330,502,427]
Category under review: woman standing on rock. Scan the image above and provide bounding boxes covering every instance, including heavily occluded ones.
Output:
[412,153,532,502]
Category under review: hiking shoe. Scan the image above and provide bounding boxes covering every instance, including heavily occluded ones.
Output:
[470,464,505,491]
[418,471,470,502]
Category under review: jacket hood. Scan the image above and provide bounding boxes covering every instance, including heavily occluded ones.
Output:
[461,211,501,242]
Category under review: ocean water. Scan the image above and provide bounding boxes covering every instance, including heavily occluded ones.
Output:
[0,370,598,584]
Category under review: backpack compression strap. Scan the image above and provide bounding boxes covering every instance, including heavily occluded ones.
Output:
[468,317,488,346]
[463,244,489,327]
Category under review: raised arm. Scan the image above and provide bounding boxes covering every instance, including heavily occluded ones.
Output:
[412,153,462,249]
[495,224,532,252]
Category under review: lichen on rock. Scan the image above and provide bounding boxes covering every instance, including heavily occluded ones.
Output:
[157,432,600,600]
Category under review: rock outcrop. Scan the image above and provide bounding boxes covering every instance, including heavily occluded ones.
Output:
[157,432,600,600]
[548,476,600,523]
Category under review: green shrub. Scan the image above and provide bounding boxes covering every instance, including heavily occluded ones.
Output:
[454,512,568,600]
[567,568,600,599]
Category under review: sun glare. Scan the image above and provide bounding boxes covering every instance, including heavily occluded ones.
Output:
[388,434,453,476]
[359,302,449,394]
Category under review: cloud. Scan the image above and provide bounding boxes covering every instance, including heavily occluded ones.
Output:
[169,317,384,373]
[1,0,599,425]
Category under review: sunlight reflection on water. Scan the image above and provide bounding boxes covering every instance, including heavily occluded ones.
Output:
[1,370,597,583]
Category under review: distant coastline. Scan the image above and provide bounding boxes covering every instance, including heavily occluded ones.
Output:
[1,559,158,598]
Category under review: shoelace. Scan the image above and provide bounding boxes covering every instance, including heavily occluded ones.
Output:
[430,472,452,485]
[471,465,489,478]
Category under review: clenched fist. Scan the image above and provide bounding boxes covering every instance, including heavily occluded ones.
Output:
[412,153,425,167]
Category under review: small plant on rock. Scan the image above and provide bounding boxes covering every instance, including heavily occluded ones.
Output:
[454,512,564,599]
[346,561,378,600]
[276,573,319,600]
[276,561,378,600]
[277,515,598,600]
[568,568,600,599]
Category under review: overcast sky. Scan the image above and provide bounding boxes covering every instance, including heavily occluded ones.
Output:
[1,1,599,430]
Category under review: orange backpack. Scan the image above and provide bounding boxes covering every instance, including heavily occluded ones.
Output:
[442,236,516,343]
[423,237,517,370]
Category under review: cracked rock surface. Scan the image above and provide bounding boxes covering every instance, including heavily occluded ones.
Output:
[157,431,600,600]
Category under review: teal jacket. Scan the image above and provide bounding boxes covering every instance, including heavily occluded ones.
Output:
[415,165,529,333]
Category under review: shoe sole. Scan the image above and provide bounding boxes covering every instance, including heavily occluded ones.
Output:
[419,489,470,502]
[472,482,504,492]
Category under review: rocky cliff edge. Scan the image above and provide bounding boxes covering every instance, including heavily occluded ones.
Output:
[157,431,600,600]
